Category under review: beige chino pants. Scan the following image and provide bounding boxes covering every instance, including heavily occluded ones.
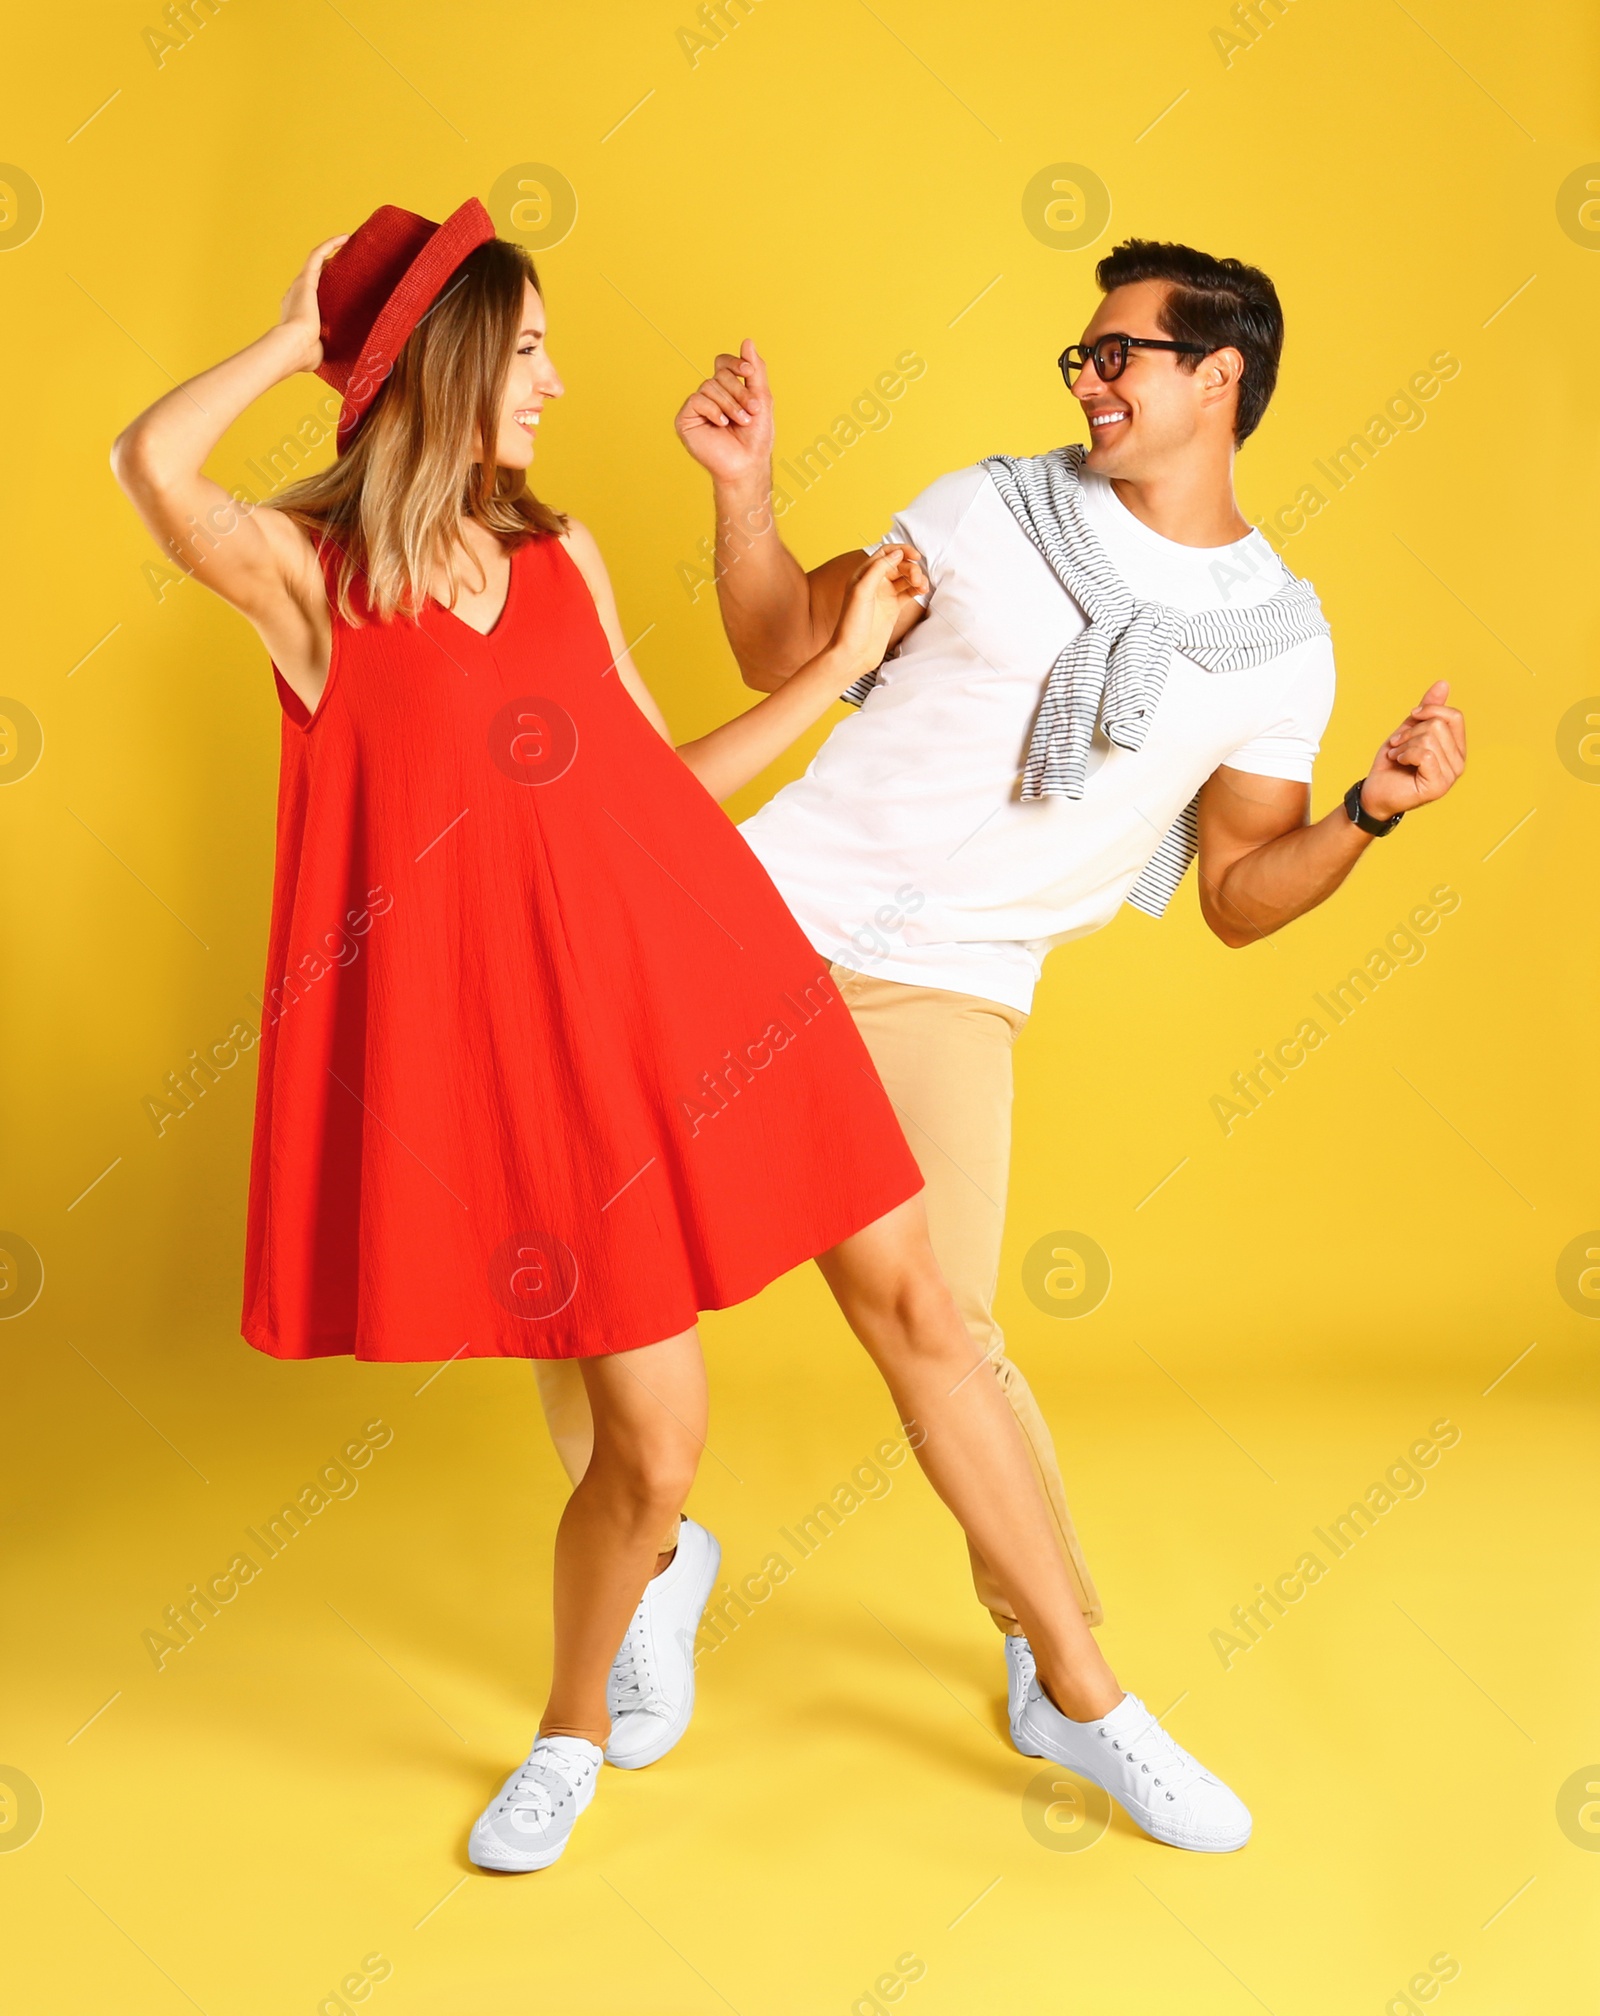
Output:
[531,964,1102,1633]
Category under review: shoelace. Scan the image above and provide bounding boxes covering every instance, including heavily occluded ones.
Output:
[501,1750,590,1823]
[1100,1715,1209,1805]
[504,1773,557,1824]
[608,1627,672,1722]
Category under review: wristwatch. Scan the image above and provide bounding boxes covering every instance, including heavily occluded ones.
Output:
[1344,779,1404,837]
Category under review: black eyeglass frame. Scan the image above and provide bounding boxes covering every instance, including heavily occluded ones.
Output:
[1057,333,1210,387]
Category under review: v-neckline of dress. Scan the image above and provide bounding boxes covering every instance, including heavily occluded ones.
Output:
[430,540,518,640]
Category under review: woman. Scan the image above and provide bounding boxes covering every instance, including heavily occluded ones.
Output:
[112,200,1244,1870]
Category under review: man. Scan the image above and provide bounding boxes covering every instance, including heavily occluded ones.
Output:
[538,239,1466,1847]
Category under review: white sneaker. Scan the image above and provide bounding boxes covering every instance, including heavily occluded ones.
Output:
[1005,1634,1045,1755]
[604,1517,721,1770]
[1016,1686,1252,1853]
[468,1735,602,1871]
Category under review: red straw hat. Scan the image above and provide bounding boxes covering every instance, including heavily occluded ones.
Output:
[316,198,497,452]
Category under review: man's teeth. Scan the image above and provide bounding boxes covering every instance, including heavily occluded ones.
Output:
[1090,411,1128,428]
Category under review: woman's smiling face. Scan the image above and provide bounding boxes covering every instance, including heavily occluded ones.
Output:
[492,280,564,470]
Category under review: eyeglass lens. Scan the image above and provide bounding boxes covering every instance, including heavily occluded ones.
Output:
[1065,336,1127,384]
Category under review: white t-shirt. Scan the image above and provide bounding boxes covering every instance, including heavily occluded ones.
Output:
[739,461,1336,1013]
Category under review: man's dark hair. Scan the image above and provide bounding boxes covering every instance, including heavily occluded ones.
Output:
[1094,239,1284,444]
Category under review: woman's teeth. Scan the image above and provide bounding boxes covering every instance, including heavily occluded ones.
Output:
[514,409,540,430]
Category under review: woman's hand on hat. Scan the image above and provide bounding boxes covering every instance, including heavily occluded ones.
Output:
[274,234,350,373]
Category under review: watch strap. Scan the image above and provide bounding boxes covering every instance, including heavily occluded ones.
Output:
[1344,779,1404,837]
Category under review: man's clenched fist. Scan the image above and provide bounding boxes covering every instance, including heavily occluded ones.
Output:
[1360,680,1467,820]
[674,338,775,486]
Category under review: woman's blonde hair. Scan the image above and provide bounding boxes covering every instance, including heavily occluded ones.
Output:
[277,237,565,622]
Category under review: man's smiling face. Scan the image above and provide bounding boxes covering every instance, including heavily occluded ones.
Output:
[1071,278,1228,478]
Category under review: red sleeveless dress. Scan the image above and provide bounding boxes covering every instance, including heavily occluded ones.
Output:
[241,533,922,1362]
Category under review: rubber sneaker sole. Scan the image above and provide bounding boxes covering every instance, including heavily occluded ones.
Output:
[467,1829,571,1873]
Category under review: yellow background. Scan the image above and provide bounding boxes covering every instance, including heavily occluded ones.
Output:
[2,0,1596,2009]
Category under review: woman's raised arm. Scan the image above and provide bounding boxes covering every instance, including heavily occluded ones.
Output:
[110,235,346,698]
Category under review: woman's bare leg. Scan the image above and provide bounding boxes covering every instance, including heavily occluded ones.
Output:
[817,1199,1121,1721]
[531,1359,684,1576]
[538,1328,707,1745]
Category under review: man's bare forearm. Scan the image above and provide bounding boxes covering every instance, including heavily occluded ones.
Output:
[711,474,830,690]
[1205,804,1373,947]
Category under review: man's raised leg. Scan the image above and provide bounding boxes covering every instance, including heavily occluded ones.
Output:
[827,964,1102,1632]
[815,1199,1119,1718]
[818,1199,1253,1851]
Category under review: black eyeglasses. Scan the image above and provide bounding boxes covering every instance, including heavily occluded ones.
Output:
[1057,333,1209,387]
